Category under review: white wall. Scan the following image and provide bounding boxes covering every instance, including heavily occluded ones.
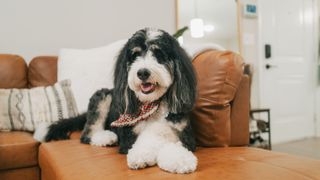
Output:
[239,0,260,108]
[178,0,239,53]
[0,0,175,62]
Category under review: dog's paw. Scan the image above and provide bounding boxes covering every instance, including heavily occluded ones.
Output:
[127,147,157,169]
[90,130,117,147]
[157,143,197,174]
[80,135,91,144]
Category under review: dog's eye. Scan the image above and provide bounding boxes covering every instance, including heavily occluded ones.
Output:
[152,48,168,64]
[130,50,142,63]
[132,51,141,59]
[131,47,142,60]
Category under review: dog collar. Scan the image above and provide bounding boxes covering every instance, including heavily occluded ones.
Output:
[111,100,160,127]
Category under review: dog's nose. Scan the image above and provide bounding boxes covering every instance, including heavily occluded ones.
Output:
[137,68,151,81]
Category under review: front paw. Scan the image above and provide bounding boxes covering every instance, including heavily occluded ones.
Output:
[90,130,118,147]
[157,143,197,174]
[80,135,91,144]
[127,147,157,169]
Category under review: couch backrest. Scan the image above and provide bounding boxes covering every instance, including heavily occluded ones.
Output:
[0,54,28,89]
[28,56,57,88]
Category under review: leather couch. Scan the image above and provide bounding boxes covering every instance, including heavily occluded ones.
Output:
[0,51,320,180]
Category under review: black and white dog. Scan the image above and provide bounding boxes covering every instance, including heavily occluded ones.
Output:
[34,28,197,173]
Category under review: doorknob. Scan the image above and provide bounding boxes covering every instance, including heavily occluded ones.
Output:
[265,64,277,69]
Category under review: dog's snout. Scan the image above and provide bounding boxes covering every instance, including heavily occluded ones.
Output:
[137,68,151,81]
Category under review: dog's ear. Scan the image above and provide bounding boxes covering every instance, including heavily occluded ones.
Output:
[113,42,140,115]
[165,36,197,114]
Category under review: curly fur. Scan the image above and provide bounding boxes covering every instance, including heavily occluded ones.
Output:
[34,28,197,174]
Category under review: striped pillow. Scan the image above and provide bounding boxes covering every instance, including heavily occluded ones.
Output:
[0,80,78,132]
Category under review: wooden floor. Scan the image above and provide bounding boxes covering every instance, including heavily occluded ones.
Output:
[272,137,320,159]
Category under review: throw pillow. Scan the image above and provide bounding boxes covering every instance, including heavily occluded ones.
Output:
[0,80,78,132]
[58,40,127,112]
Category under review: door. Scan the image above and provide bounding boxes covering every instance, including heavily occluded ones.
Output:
[258,0,317,144]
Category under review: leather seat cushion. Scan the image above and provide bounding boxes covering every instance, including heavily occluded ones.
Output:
[0,131,40,170]
[39,140,320,180]
[0,166,40,180]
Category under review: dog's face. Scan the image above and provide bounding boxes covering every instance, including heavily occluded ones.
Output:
[114,28,196,114]
[127,29,174,102]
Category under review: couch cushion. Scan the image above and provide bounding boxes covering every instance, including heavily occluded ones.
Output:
[0,131,40,170]
[0,166,40,180]
[191,50,244,147]
[39,140,320,180]
[0,54,28,89]
[28,56,58,88]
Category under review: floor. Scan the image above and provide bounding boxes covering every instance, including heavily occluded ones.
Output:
[272,137,320,159]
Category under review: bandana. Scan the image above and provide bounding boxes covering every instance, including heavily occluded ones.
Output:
[111,100,160,127]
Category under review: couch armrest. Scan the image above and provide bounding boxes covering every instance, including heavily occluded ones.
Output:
[191,50,247,147]
[230,75,250,146]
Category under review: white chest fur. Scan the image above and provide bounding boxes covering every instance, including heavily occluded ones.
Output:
[133,103,186,143]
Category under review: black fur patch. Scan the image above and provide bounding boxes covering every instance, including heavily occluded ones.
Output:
[45,113,87,141]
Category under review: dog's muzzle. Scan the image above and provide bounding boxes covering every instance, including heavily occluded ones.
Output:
[137,68,157,94]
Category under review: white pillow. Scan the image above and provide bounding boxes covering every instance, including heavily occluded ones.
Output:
[58,40,127,113]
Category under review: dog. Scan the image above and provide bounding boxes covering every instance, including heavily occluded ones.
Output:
[34,28,197,174]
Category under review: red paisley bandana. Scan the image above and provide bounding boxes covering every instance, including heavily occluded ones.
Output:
[111,101,160,127]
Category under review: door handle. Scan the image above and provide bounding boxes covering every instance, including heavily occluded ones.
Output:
[265,64,277,69]
[265,44,271,59]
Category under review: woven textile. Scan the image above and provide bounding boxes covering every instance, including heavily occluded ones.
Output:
[111,101,160,127]
[0,80,78,132]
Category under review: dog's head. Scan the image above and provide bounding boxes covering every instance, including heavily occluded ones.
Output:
[113,28,196,115]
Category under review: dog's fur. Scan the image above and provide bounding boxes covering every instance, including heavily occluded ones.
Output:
[34,28,197,173]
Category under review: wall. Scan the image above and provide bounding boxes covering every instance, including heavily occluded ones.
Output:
[178,0,239,53]
[238,0,260,108]
[0,0,175,62]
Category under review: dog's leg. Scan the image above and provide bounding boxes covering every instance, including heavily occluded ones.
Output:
[157,142,197,174]
[80,89,117,146]
[127,133,164,169]
[166,114,197,152]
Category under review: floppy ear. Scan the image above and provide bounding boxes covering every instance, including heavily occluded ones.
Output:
[165,37,197,114]
[113,42,140,115]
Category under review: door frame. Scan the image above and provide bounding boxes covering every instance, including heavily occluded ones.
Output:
[315,0,320,137]
[257,0,319,142]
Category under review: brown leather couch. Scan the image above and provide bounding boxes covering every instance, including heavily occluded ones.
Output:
[0,51,320,180]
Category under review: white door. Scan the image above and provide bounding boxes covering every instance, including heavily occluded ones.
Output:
[258,0,317,144]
